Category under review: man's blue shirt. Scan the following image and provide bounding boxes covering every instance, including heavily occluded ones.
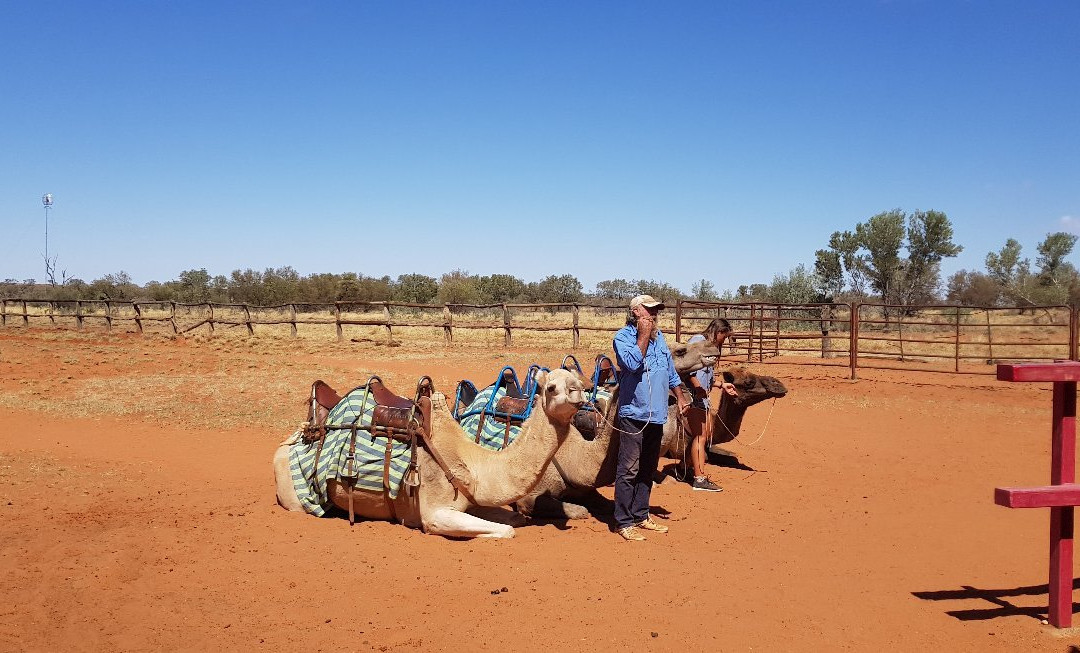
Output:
[612,324,682,424]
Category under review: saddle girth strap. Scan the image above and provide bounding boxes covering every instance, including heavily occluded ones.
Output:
[422,434,477,505]
[382,437,398,523]
[474,412,486,444]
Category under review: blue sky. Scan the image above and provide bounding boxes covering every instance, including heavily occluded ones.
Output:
[2,1,1078,295]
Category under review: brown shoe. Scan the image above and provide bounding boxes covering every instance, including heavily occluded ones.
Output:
[637,518,669,534]
[617,526,646,541]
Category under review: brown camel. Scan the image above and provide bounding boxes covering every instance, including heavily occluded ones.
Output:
[273,369,585,538]
[511,366,787,519]
[659,366,789,460]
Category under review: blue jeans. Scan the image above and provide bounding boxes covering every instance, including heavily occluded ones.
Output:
[613,415,664,530]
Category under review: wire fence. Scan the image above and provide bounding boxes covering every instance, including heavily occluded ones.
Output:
[2,297,1074,378]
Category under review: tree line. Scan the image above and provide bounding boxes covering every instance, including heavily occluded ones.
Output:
[4,208,1078,308]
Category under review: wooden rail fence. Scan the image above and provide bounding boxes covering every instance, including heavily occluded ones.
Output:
[2,298,1075,379]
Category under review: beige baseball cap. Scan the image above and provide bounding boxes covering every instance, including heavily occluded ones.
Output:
[629,294,665,311]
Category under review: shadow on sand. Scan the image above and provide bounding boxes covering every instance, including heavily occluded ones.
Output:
[912,579,1080,623]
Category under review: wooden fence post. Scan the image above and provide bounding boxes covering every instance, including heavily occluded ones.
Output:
[986,309,994,363]
[675,300,682,342]
[954,306,961,373]
[897,311,905,361]
[75,300,83,329]
[134,302,143,334]
[774,305,781,357]
[745,304,753,362]
[384,302,392,343]
[208,303,215,335]
[820,304,833,359]
[850,303,859,380]
[503,304,511,347]
[105,301,113,332]
[170,302,177,334]
[335,303,343,342]
[48,301,55,325]
[443,306,453,344]
[22,300,28,327]
[290,304,297,338]
[1071,307,1078,362]
[757,304,765,362]
[1,299,6,327]
[573,304,580,349]
[243,304,254,335]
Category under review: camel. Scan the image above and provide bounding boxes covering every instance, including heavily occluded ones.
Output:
[658,366,789,461]
[511,366,787,519]
[560,337,725,405]
[433,340,723,520]
[273,368,585,538]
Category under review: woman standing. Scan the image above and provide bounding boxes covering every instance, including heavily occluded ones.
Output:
[683,318,737,492]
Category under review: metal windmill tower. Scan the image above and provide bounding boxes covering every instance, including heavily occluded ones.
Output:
[42,193,55,284]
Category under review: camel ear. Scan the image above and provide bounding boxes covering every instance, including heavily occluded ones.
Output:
[535,370,549,390]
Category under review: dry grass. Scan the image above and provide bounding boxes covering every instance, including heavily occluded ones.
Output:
[4,302,1073,379]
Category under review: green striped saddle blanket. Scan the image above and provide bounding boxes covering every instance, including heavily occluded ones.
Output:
[288,384,413,516]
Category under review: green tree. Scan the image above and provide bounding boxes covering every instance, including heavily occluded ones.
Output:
[635,279,682,303]
[592,278,637,301]
[736,284,767,301]
[900,210,962,304]
[822,209,961,306]
[813,248,844,299]
[89,271,138,300]
[298,272,340,304]
[767,264,818,304]
[262,266,300,305]
[985,239,1034,306]
[946,270,1001,306]
[533,274,584,303]
[437,269,480,305]
[691,279,719,301]
[176,268,211,302]
[1035,232,1079,287]
[394,273,438,304]
[228,268,265,304]
[478,274,526,303]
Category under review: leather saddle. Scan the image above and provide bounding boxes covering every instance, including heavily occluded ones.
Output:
[301,376,435,525]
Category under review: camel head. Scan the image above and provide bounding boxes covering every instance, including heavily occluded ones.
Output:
[670,338,723,376]
[534,368,587,426]
[713,367,788,442]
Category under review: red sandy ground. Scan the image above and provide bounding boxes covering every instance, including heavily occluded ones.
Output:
[1,330,1079,652]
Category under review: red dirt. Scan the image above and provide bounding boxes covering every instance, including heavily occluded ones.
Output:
[1,330,1078,651]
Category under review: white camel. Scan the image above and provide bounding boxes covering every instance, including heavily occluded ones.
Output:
[273,369,585,538]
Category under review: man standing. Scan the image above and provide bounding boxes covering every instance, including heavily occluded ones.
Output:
[611,294,690,541]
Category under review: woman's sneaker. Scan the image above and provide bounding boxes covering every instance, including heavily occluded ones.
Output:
[692,476,723,492]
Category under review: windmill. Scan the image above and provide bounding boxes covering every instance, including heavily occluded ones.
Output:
[42,193,57,284]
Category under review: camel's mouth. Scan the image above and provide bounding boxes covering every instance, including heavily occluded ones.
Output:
[766,380,788,398]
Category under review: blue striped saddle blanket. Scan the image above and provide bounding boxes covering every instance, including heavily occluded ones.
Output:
[457,383,527,451]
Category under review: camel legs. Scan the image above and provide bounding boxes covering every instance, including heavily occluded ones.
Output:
[272,445,304,512]
[519,491,611,520]
[424,507,516,539]
[467,506,528,527]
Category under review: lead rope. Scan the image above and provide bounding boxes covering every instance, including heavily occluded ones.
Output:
[714,397,778,447]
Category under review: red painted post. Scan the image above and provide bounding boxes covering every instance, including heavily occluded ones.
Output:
[995,361,1080,628]
[1049,379,1076,627]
